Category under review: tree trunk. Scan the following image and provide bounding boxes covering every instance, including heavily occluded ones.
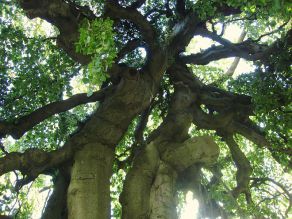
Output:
[67,143,114,219]
[149,162,178,219]
[64,69,165,218]
[41,171,69,219]
[120,85,220,219]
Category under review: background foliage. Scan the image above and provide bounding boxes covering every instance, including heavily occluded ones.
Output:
[0,0,291,218]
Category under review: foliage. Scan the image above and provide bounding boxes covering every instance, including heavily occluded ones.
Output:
[0,173,33,218]
[0,4,78,121]
[192,0,292,20]
[76,18,116,88]
[228,46,292,166]
[0,0,291,218]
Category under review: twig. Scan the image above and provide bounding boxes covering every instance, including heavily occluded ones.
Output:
[252,21,289,42]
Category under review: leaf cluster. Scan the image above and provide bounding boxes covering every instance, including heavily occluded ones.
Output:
[76,18,117,87]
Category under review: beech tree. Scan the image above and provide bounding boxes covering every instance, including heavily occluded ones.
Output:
[0,0,291,218]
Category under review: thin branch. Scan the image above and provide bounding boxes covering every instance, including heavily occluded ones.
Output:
[196,27,239,49]
[0,140,9,155]
[0,145,74,180]
[41,189,52,216]
[25,36,58,42]
[250,177,292,217]
[117,103,154,170]
[134,105,152,145]
[252,21,290,42]
[211,172,246,216]
[222,14,257,25]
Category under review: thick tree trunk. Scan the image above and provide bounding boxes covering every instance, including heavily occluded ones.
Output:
[64,69,165,218]
[121,85,220,219]
[120,142,160,219]
[121,84,193,219]
[67,143,114,219]
[149,162,178,219]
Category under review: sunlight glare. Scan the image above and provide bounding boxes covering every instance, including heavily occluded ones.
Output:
[180,191,199,219]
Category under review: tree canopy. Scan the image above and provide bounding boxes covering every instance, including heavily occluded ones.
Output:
[0,0,291,218]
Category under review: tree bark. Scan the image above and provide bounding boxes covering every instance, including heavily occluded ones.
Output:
[63,62,166,218]
[67,143,114,219]
[121,85,219,219]
[149,162,178,219]
[226,30,247,76]
[42,171,69,219]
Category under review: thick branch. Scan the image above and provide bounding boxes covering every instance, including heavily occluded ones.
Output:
[168,13,202,54]
[230,120,269,148]
[18,0,94,64]
[116,39,142,61]
[0,86,112,139]
[176,0,186,17]
[167,2,241,54]
[129,0,146,9]
[0,147,72,177]
[221,134,252,199]
[169,62,290,171]
[105,1,156,48]
[180,28,292,65]
[192,104,234,130]
[226,30,247,76]
[179,41,266,65]
[196,27,238,48]
[121,84,219,219]
[169,63,252,111]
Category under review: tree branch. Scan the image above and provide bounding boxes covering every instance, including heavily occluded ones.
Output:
[196,27,238,49]
[252,21,289,42]
[18,0,95,64]
[167,13,202,54]
[230,120,269,148]
[0,147,72,178]
[41,170,69,219]
[219,133,252,201]
[180,28,292,65]
[179,41,266,65]
[116,39,142,61]
[168,1,241,54]
[192,104,234,130]
[226,30,247,76]
[0,86,113,139]
[105,1,156,49]
[169,63,252,112]
[176,0,186,17]
[129,0,146,9]
[250,177,292,217]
